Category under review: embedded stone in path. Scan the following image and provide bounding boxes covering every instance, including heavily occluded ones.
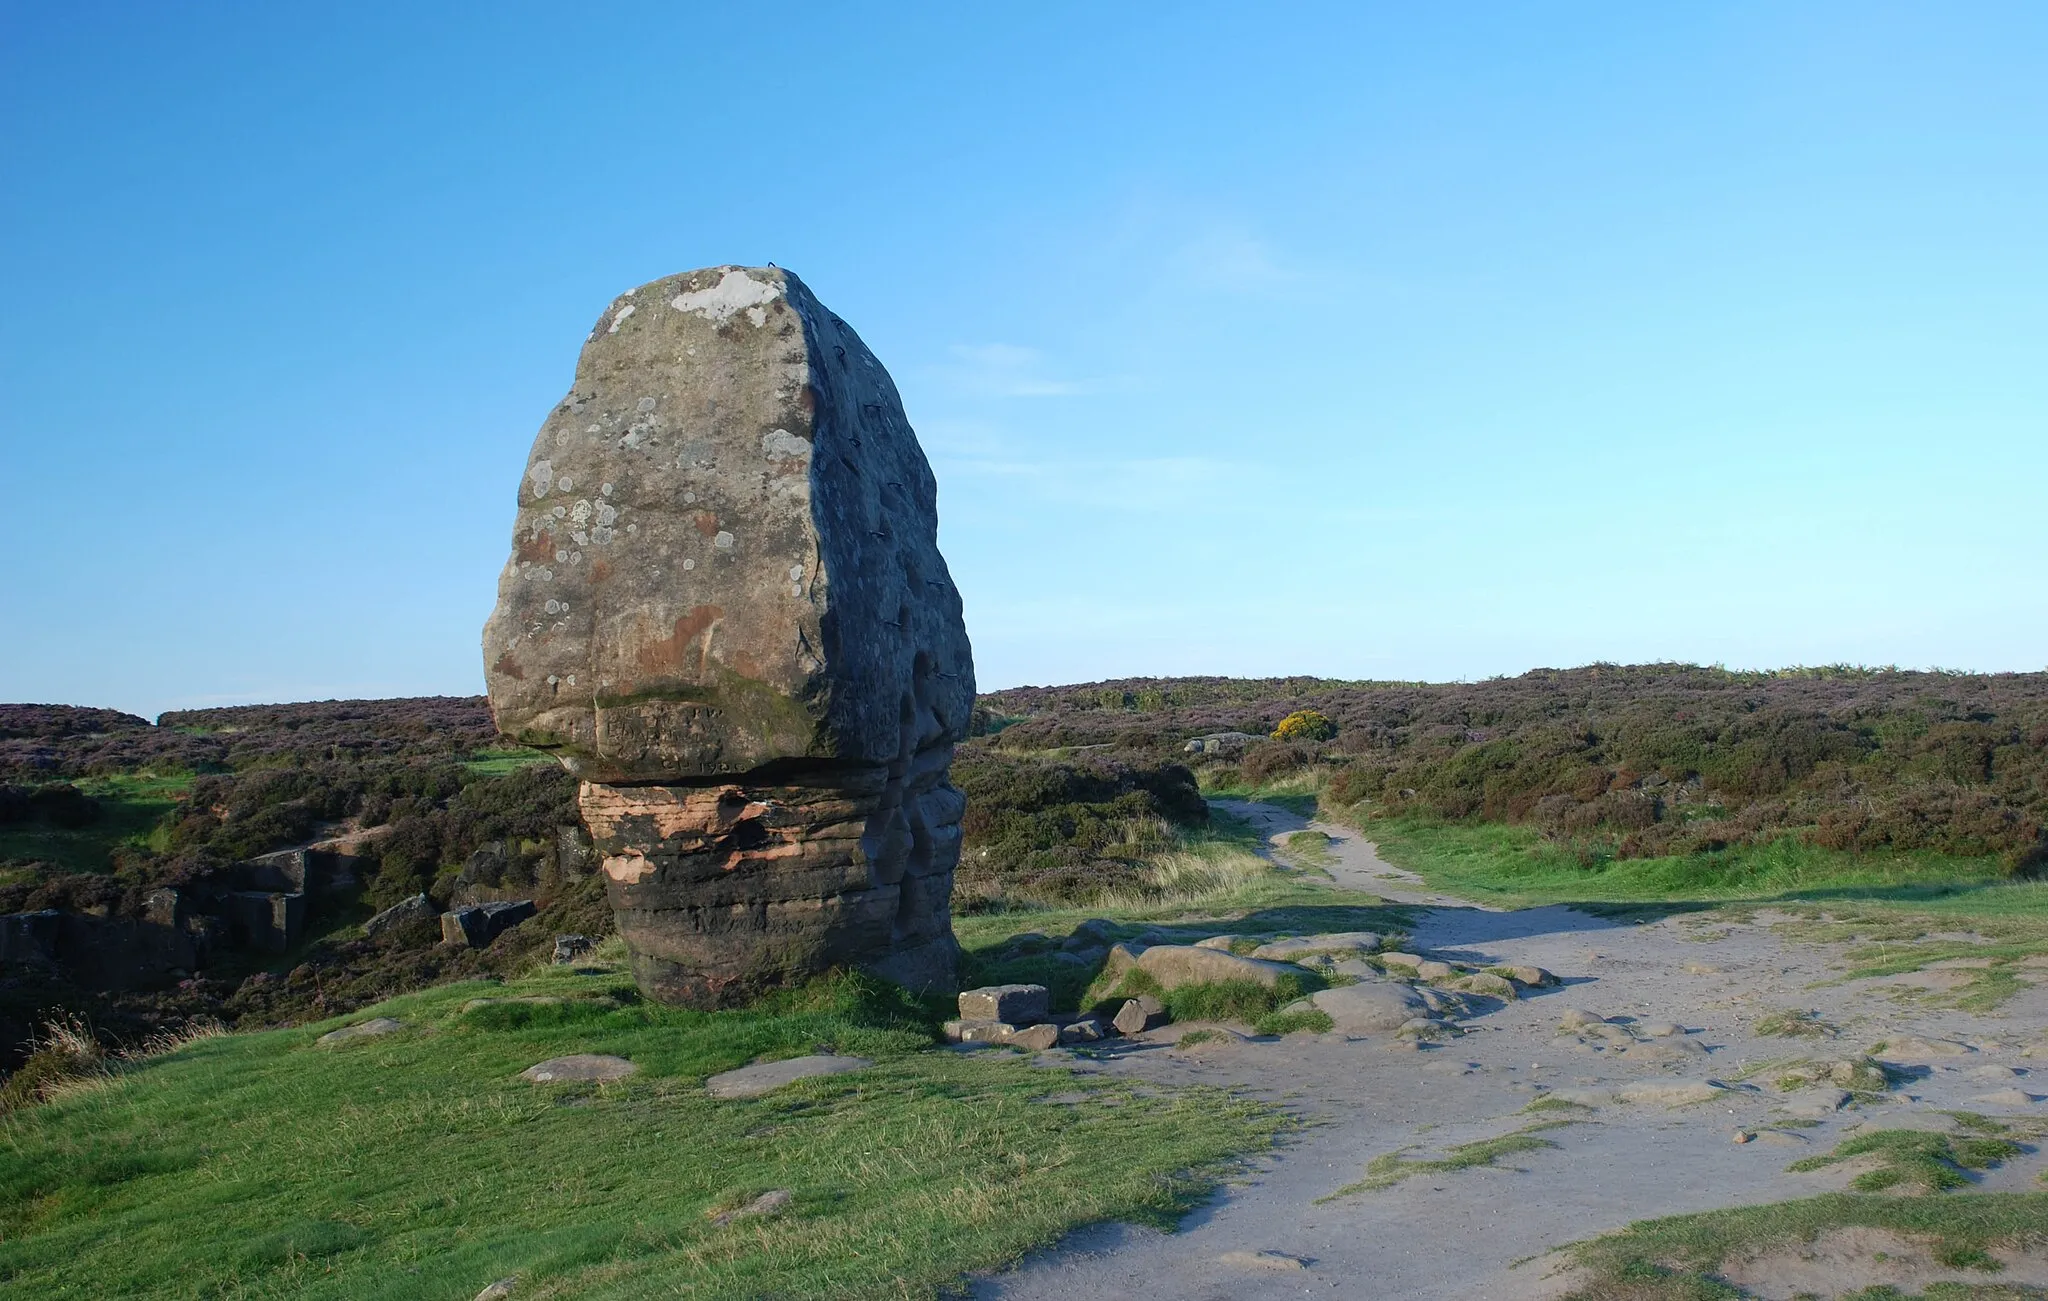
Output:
[481,265,975,1009]
[1309,981,1428,1033]
[1218,1249,1308,1271]
[316,1017,404,1045]
[520,1054,639,1084]
[1614,1079,1726,1107]
[705,1054,872,1099]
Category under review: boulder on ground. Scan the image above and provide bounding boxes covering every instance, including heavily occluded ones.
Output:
[1098,942,1146,985]
[1309,981,1428,1033]
[959,984,1049,1024]
[1194,935,1240,951]
[474,1279,518,1301]
[1497,964,1556,987]
[552,934,595,964]
[1449,972,1517,999]
[1009,1023,1059,1051]
[1135,945,1297,990]
[442,900,537,949]
[1058,1015,1108,1044]
[704,1054,871,1099]
[364,893,438,939]
[316,1017,404,1045]
[1113,994,1166,1036]
[1249,932,1381,961]
[520,1054,638,1084]
[480,266,975,1009]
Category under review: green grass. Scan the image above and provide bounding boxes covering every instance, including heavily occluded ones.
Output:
[1786,1128,2024,1192]
[0,958,1284,1300]
[1557,1193,2048,1300]
[0,772,194,874]
[460,747,556,777]
[1326,1121,1575,1197]
[1359,817,2020,911]
[1279,830,1335,871]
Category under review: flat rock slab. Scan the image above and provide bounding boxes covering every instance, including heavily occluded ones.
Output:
[1249,932,1381,961]
[520,1054,639,1084]
[1878,1035,1975,1059]
[1310,981,1428,1033]
[1218,1250,1307,1271]
[1615,1079,1725,1107]
[706,1054,872,1099]
[316,1017,404,1045]
[1137,945,1299,990]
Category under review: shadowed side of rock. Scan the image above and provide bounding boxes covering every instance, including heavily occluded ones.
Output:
[482,265,972,1007]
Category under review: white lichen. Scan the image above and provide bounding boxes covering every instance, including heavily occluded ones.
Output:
[669,269,778,323]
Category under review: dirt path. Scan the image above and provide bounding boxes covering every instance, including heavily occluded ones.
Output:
[975,801,2048,1301]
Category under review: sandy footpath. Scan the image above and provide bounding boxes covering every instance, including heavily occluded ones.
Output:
[974,801,2048,1301]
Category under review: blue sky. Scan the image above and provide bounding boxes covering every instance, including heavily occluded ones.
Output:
[4,3,2044,719]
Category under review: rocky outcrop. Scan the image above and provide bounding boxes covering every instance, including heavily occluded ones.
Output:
[482,266,974,1007]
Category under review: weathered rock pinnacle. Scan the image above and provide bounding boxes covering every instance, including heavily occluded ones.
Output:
[482,266,973,1005]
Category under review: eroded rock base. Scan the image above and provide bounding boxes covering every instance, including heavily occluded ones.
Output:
[581,749,963,1007]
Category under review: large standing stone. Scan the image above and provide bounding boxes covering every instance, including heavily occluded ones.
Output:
[482,266,974,1007]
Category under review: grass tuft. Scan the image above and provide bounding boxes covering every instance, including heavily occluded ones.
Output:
[1326,1121,1575,1198]
[1786,1129,2023,1192]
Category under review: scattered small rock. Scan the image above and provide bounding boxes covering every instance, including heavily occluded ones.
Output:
[552,934,595,964]
[1058,1015,1109,1045]
[520,1054,638,1085]
[1498,964,1556,987]
[1732,1129,1753,1143]
[316,1017,404,1045]
[473,1278,518,1301]
[705,1055,871,1099]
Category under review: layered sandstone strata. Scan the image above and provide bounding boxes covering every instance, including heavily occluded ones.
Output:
[482,266,973,1005]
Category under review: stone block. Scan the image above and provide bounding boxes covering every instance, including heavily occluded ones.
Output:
[958,983,1049,1024]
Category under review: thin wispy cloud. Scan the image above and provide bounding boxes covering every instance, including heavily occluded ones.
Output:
[937,343,1090,397]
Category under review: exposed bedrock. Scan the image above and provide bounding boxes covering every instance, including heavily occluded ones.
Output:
[481,266,973,1006]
